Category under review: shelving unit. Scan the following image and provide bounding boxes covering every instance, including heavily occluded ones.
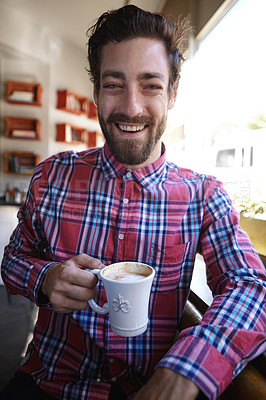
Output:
[88,101,98,120]
[88,131,97,148]
[5,80,42,106]
[56,123,97,147]
[57,89,89,115]
[4,151,40,175]
[56,123,87,144]
[2,78,42,184]
[4,117,41,140]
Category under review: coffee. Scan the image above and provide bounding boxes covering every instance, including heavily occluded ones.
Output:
[103,270,147,282]
[103,262,151,282]
[88,261,155,336]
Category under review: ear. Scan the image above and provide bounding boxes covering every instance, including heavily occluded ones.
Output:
[93,84,98,107]
[168,88,177,110]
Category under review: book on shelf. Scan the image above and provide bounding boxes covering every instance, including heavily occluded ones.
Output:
[8,90,35,103]
[66,94,81,112]
[8,154,19,173]
[71,128,81,142]
[8,154,36,174]
[11,129,37,138]
[65,125,72,142]
[64,125,84,142]
[80,130,87,142]
[19,165,35,174]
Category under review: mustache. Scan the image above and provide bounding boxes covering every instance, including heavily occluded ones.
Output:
[106,113,154,125]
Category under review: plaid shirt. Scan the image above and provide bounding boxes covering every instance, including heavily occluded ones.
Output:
[2,143,265,400]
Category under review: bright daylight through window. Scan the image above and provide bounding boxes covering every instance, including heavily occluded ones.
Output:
[166,0,266,219]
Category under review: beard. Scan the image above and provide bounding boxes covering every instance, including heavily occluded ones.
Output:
[98,112,167,166]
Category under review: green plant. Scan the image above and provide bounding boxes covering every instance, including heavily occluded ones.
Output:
[247,113,266,130]
[233,196,266,218]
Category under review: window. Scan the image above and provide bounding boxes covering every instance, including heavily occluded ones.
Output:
[167,0,266,204]
[216,149,235,168]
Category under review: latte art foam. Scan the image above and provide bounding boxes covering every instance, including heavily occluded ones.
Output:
[104,270,147,282]
[103,262,151,282]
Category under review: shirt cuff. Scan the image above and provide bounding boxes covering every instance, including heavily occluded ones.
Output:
[156,335,233,400]
[27,260,59,306]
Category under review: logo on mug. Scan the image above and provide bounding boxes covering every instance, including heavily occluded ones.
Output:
[112,294,131,313]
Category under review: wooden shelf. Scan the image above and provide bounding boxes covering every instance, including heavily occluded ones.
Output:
[5,80,42,106]
[56,123,97,147]
[88,131,97,148]
[57,89,89,115]
[4,117,41,140]
[56,123,88,144]
[4,151,40,175]
[88,101,98,120]
[0,200,22,207]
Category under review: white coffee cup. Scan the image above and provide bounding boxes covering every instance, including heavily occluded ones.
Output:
[88,261,155,337]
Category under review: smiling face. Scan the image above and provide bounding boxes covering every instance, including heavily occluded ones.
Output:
[94,37,177,169]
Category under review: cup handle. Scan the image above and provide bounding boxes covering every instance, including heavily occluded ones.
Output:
[88,269,109,314]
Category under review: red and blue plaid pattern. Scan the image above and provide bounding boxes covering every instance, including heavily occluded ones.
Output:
[2,144,265,400]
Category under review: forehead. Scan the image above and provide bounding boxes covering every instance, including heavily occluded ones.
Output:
[100,37,170,81]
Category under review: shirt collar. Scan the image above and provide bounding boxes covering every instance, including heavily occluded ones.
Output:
[100,142,167,190]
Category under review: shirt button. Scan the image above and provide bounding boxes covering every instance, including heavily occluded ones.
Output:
[111,377,117,382]
[126,172,132,178]
[109,357,115,364]
[123,198,129,204]
[118,234,124,240]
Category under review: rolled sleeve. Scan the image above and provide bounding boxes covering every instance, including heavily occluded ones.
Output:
[157,335,233,399]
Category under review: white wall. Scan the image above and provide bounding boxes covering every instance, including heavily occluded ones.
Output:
[0,2,100,263]
[0,1,100,171]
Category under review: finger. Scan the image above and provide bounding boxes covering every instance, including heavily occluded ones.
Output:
[52,298,88,313]
[50,287,98,313]
[66,268,98,288]
[74,253,105,270]
[63,282,98,302]
[69,254,105,287]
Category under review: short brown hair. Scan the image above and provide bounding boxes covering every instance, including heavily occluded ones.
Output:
[87,5,191,96]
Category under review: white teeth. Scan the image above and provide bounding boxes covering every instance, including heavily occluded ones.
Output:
[118,124,145,132]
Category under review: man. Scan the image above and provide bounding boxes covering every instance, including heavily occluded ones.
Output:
[1,5,265,400]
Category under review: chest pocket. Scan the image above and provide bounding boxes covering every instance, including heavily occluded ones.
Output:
[151,242,190,293]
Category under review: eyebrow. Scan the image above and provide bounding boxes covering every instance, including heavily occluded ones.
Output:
[102,70,125,81]
[101,70,166,83]
[137,72,166,82]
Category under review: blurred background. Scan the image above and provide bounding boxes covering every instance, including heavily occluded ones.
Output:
[0,0,265,390]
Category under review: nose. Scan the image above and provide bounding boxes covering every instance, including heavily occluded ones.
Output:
[120,87,144,117]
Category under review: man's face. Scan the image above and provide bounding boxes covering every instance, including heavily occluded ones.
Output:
[94,37,176,169]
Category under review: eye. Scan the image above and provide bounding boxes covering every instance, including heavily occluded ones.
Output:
[103,83,120,89]
[142,83,163,95]
[146,84,162,90]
